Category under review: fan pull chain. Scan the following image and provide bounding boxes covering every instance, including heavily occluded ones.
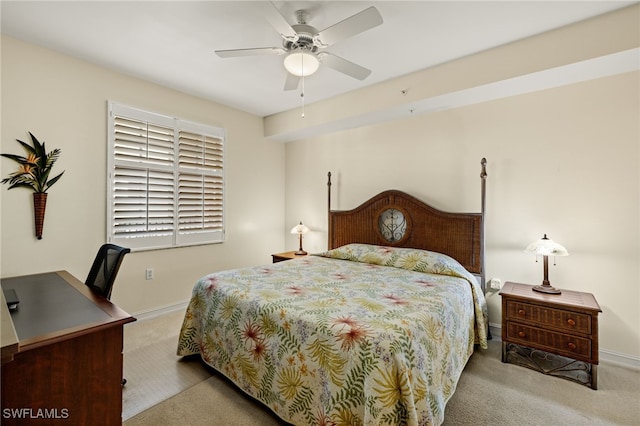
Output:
[301,74,305,118]
[300,52,306,118]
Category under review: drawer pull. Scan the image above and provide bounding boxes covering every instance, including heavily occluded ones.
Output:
[518,331,526,338]
[567,318,576,326]
[568,342,576,351]
[518,309,526,316]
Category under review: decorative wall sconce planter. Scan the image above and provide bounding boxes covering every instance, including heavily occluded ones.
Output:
[1,132,64,240]
[33,192,48,240]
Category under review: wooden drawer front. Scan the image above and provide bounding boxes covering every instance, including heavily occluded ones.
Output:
[506,301,591,334]
[505,322,593,362]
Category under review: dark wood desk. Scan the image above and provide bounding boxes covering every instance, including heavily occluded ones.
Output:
[1,271,135,425]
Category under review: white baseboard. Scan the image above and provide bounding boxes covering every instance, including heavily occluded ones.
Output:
[488,323,640,371]
[131,300,190,322]
[489,322,501,340]
[599,348,640,371]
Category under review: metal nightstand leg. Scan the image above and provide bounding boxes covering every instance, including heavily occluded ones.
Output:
[503,343,597,389]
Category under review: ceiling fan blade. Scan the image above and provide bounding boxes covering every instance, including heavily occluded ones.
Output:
[284,73,300,91]
[318,53,371,80]
[215,47,285,58]
[316,6,383,47]
[265,2,298,41]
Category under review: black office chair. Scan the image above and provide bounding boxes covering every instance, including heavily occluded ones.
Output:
[85,243,130,300]
[85,243,131,386]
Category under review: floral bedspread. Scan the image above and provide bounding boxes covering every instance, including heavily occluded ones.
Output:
[177,244,488,425]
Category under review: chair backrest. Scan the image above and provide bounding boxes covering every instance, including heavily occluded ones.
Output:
[85,244,131,299]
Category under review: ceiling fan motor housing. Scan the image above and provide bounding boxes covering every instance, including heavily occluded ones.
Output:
[284,24,320,53]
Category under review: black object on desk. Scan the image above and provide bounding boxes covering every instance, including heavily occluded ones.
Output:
[2,288,19,310]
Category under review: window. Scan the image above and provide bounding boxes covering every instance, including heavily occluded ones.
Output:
[107,102,224,250]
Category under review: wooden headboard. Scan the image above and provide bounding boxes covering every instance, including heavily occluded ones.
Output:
[327,159,487,286]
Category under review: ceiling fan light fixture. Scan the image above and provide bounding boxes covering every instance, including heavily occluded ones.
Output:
[283,51,319,77]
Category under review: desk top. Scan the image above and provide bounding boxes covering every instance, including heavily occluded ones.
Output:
[1,270,135,353]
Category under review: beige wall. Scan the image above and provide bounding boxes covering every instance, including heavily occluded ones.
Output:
[1,36,286,315]
[282,7,640,362]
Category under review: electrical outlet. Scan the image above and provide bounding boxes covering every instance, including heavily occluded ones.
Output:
[145,268,154,280]
[489,278,502,290]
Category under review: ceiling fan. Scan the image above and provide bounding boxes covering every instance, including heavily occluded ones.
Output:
[215,3,383,91]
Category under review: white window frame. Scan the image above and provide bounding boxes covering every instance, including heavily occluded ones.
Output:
[107,101,225,251]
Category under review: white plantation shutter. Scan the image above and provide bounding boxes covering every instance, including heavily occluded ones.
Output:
[112,167,175,237]
[108,102,225,250]
[176,126,224,244]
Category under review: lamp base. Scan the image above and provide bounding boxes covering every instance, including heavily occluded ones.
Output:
[294,250,307,256]
[532,284,562,295]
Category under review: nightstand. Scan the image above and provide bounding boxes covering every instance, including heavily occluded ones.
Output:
[271,251,308,263]
[500,281,601,389]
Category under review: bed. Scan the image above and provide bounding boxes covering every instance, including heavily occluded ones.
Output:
[177,159,489,425]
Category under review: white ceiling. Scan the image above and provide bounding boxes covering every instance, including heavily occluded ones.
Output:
[1,1,634,117]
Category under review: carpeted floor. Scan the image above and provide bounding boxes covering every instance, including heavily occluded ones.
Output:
[122,310,640,426]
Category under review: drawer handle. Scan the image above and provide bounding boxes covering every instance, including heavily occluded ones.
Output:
[518,309,526,316]
[568,342,576,351]
[567,318,576,326]
[518,331,526,338]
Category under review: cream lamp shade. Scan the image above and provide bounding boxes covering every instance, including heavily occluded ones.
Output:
[524,234,569,294]
[283,51,320,77]
[290,221,310,255]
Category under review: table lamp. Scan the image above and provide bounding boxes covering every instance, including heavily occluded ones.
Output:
[524,234,569,294]
[290,221,310,255]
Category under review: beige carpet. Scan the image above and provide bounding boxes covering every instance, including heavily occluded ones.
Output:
[123,311,640,426]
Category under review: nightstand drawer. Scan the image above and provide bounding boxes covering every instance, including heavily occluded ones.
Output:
[505,322,593,361]
[506,300,591,334]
